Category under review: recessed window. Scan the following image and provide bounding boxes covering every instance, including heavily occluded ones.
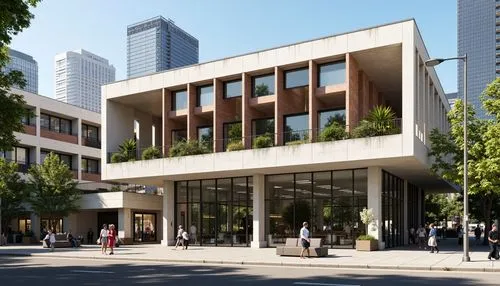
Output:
[82,158,99,174]
[197,85,213,107]
[198,126,213,151]
[285,68,309,89]
[284,113,309,144]
[223,122,242,150]
[252,118,274,137]
[318,109,346,129]
[252,74,274,97]
[318,61,346,87]
[41,113,72,135]
[172,90,187,111]
[223,80,242,98]
[172,129,187,144]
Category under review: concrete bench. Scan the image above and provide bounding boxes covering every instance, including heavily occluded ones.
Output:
[42,234,81,248]
[276,238,328,257]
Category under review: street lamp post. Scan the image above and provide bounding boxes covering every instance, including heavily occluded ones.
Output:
[425,54,470,262]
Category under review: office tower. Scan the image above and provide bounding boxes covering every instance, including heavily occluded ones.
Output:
[127,16,199,78]
[55,49,115,113]
[457,0,498,118]
[4,48,38,93]
[446,92,458,109]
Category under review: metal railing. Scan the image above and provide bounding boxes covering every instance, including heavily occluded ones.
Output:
[107,119,402,163]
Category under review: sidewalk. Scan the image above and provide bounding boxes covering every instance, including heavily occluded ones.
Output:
[0,238,498,272]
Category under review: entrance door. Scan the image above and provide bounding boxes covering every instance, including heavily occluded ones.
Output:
[97,211,118,237]
[133,213,157,242]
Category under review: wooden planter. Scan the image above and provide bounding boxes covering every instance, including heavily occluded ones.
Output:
[355,239,378,251]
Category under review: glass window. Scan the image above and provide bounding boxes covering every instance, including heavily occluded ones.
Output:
[173,90,188,110]
[40,114,50,130]
[83,124,99,139]
[318,109,346,129]
[284,113,309,144]
[285,68,309,89]
[82,158,99,173]
[59,154,72,169]
[60,118,71,135]
[252,74,275,97]
[198,126,213,151]
[50,117,60,132]
[16,147,27,164]
[223,80,242,98]
[223,122,242,151]
[318,61,346,87]
[252,118,274,137]
[197,85,213,107]
[172,130,187,144]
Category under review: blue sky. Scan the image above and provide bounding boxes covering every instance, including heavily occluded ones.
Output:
[10,0,457,98]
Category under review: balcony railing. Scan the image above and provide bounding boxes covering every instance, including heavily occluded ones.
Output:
[107,119,402,163]
[82,136,101,149]
[40,127,78,144]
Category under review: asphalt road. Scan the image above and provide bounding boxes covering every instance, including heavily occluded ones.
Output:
[0,256,498,286]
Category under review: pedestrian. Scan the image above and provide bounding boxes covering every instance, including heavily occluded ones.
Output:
[67,230,77,248]
[190,224,197,244]
[474,224,482,245]
[44,230,56,252]
[107,224,117,255]
[428,223,439,253]
[488,223,499,260]
[182,230,190,250]
[457,225,464,246]
[87,228,94,245]
[416,225,427,249]
[409,227,415,245]
[175,225,184,249]
[299,221,310,259]
[99,224,108,255]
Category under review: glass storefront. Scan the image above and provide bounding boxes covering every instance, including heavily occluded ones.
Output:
[175,177,253,247]
[382,171,405,248]
[134,213,157,242]
[265,169,367,248]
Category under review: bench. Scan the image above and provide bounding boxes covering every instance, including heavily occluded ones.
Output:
[42,234,81,248]
[276,238,328,257]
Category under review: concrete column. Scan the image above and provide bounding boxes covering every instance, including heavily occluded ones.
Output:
[251,174,266,248]
[77,154,82,180]
[118,208,132,244]
[367,166,384,250]
[161,180,176,246]
[77,118,82,145]
[35,106,41,136]
[403,180,409,245]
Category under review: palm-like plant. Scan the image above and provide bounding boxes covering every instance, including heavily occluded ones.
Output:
[352,105,399,138]
[118,138,137,160]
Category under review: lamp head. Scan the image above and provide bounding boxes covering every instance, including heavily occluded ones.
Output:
[425,58,445,67]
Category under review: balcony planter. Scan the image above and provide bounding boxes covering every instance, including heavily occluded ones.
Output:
[355,236,378,251]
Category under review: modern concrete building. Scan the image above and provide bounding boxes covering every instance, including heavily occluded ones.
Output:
[446,92,458,109]
[457,0,499,118]
[55,49,115,113]
[102,19,454,250]
[127,16,199,78]
[2,89,161,245]
[3,48,38,93]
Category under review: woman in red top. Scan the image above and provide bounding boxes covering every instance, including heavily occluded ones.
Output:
[107,224,117,255]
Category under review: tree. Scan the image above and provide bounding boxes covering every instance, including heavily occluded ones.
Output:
[27,153,80,230]
[0,158,28,234]
[425,193,463,225]
[429,78,500,244]
[0,0,41,151]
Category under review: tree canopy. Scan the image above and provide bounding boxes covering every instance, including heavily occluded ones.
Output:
[0,158,28,233]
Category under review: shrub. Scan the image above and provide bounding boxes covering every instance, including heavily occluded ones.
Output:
[285,140,307,146]
[169,140,210,157]
[141,146,162,160]
[357,234,376,241]
[318,122,347,142]
[253,135,273,149]
[226,141,244,152]
[111,152,127,163]
[352,106,400,138]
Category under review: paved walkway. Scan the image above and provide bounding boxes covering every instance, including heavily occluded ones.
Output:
[0,238,498,272]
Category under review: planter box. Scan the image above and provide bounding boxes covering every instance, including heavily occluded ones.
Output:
[356,239,378,251]
[23,237,34,244]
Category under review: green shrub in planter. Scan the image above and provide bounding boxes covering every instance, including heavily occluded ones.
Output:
[319,122,347,142]
[285,140,307,146]
[357,234,376,241]
[142,146,162,160]
[226,141,244,152]
[111,152,127,163]
[253,135,273,149]
[169,140,209,157]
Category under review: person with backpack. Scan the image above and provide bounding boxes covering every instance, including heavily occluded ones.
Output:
[488,223,499,260]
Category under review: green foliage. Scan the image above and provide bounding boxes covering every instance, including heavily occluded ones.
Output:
[168,140,210,157]
[227,122,242,143]
[253,135,273,149]
[254,84,270,96]
[318,121,347,142]
[0,158,28,233]
[357,234,376,241]
[425,194,463,223]
[118,138,137,161]
[27,153,80,222]
[285,140,307,146]
[352,105,399,138]
[110,152,126,163]
[226,141,244,152]
[141,146,161,160]
[282,200,311,231]
[0,0,40,152]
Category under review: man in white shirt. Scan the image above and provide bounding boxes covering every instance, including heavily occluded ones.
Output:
[300,221,310,259]
[100,224,108,254]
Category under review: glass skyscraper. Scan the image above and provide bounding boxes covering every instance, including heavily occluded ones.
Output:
[127,16,199,78]
[4,48,38,94]
[457,0,498,118]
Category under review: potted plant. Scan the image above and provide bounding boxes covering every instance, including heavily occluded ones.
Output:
[356,208,378,251]
[23,230,34,244]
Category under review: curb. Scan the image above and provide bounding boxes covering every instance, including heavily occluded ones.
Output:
[0,252,498,273]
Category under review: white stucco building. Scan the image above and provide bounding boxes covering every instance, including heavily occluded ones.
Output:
[101,20,454,249]
[55,49,115,113]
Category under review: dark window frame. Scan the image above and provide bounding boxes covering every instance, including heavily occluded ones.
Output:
[82,123,100,140]
[41,151,74,170]
[171,90,188,111]
[283,112,309,144]
[284,67,309,89]
[223,79,243,99]
[251,73,275,98]
[40,113,73,135]
[196,84,214,107]
[317,108,347,129]
[171,129,188,145]
[317,60,347,88]
[82,157,100,174]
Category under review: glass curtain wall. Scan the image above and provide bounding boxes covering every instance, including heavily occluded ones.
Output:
[265,169,367,248]
[382,171,405,248]
[133,213,157,242]
[175,177,253,247]
[407,183,422,235]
